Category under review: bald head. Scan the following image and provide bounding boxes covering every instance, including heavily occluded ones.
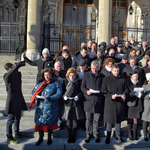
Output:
[62,45,69,50]
[54,61,62,72]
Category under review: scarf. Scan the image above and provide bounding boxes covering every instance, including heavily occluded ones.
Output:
[64,78,78,97]
[29,80,50,109]
[131,78,138,85]
[105,65,112,72]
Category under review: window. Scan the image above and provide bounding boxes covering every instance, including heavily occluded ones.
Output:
[0,6,4,21]
[64,0,93,25]
[146,14,148,28]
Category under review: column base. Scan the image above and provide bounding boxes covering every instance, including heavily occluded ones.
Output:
[21,49,40,61]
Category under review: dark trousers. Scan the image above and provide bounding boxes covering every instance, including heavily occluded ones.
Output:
[6,112,21,137]
[106,123,121,137]
[85,112,100,138]
[143,121,150,136]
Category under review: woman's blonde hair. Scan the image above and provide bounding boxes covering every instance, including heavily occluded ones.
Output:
[66,68,79,79]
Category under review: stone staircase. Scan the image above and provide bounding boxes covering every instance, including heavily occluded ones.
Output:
[0,56,150,150]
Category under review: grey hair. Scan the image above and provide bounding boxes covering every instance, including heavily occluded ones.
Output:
[91,60,100,68]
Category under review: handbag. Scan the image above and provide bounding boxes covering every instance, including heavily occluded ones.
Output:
[127,98,137,107]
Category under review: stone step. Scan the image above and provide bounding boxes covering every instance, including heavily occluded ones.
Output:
[0,74,37,79]
[0,101,30,108]
[0,94,32,101]
[0,137,150,150]
[0,66,37,71]
[0,83,35,90]
[0,70,37,76]
[0,78,36,84]
[0,89,32,94]
[0,116,145,138]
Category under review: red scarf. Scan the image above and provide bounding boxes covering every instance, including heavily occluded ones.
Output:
[29,80,50,110]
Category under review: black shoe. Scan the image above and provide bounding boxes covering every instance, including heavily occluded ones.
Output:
[67,137,72,143]
[47,138,52,145]
[95,137,100,143]
[116,137,124,143]
[72,137,76,143]
[144,136,148,141]
[35,138,43,146]
[105,137,110,144]
[84,136,91,143]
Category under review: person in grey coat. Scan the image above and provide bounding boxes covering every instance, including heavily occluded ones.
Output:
[3,62,27,144]
[81,60,104,143]
[62,68,84,143]
[142,75,150,141]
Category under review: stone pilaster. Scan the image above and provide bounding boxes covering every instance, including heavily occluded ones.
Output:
[98,0,112,45]
[26,0,42,60]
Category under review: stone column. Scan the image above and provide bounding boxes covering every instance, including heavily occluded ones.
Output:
[98,0,112,45]
[26,0,42,60]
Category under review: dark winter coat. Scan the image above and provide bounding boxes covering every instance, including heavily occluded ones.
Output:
[32,78,62,126]
[106,43,117,52]
[140,46,150,57]
[81,71,104,113]
[143,66,150,83]
[3,65,27,114]
[123,46,131,55]
[101,67,111,77]
[24,57,54,83]
[56,56,72,73]
[72,52,91,69]
[122,66,144,83]
[62,79,84,120]
[118,62,129,75]
[126,79,143,118]
[101,74,127,124]
[142,83,150,122]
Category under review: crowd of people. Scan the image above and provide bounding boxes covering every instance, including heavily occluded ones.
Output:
[3,37,150,146]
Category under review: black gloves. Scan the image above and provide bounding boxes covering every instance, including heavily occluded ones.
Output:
[17,61,25,68]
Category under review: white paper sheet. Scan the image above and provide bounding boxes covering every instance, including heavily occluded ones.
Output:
[89,89,100,93]
[36,95,46,99]
[133,88,144,92]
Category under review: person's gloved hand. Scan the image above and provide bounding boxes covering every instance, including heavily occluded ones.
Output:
[74,96,79,101]
[17,61,25,67]
[63,96,68,101]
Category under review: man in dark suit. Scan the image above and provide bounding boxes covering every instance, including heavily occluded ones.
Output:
[81,60,104,143]
[3,61,27,144]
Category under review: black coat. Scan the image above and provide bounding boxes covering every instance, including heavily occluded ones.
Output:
[140,46,150,57]
[72,52,91,69]
[122,66,144,83]
[24,57,54,83]
[106,43,117,52]
[56,56,72,73]
[62,79,84,120]
[81,71,104,113]
[101,67,111,77]
[126,79,143,118]
[101,74,127,124]
[142,66,150,84]
[3,66,27,114]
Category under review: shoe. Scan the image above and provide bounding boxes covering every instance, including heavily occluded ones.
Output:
[84,136,91,143]
[116,137,124,143]
[95,137,100,143]
[144,136,148,141]
[14,133,26,140]
[47,138,52,145]
[7,136,18,145]
[105,137,110,144]
[67,137,72,143]
[72,137,76,143]
[35,138,43,146]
